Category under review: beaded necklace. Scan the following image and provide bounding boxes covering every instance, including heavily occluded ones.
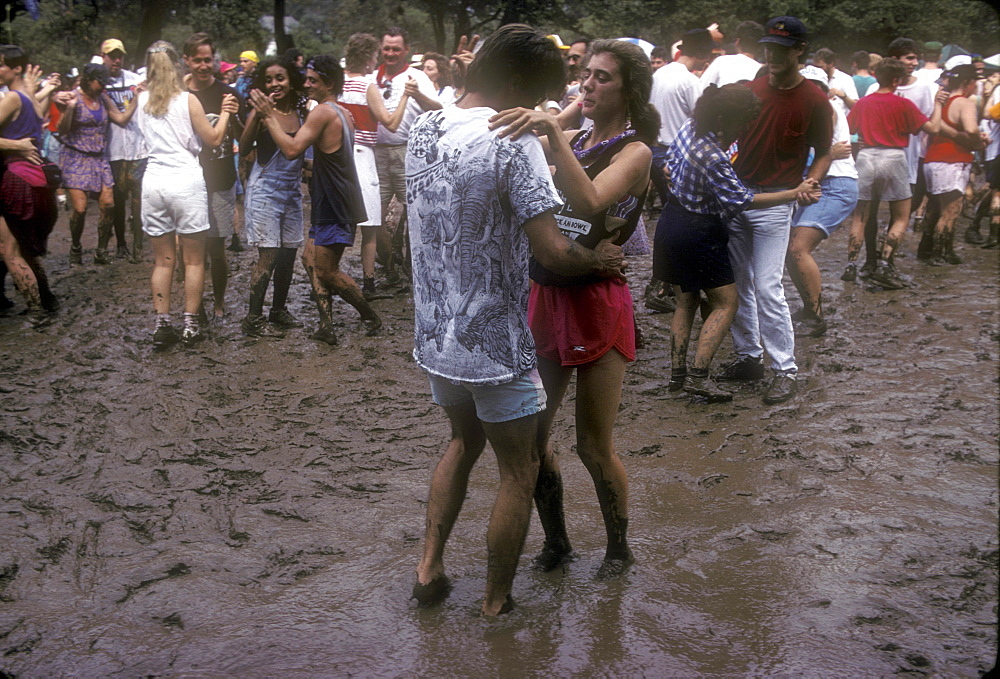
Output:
[571,128,636,163]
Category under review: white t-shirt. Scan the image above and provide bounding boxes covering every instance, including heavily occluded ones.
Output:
[375,66,439,144]
[828,105,858,179]
[406,106,561,384]
[982,85,1000,162]
[136,91,202,175]
[914,67,942,86]
[827,68,859,116]
[867,78,936,182]
[700,53,761,89]
[650,61,701,145]
[104,69,148,161]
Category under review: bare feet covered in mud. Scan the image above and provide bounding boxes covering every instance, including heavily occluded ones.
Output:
[533,545,576,572]
[363,316,383,337]
[595,552,635,580]
[482,594,515,617]
[411,574,452,608]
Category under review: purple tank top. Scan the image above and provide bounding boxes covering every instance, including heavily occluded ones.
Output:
[1,91,42,143]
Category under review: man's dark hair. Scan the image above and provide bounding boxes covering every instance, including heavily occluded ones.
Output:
[887,38,921,59]
[306,54,344,95]
[465,24,565,102]
[734,21,764,58]
[0,44,28,71]
[678,28,713,60]
[284,47,303,61]
[650,45,667,61]
[874,57,908,87]
[570,38,589,49]
[382,26,409,47]
[814,47,836,66]
[852,50,870,71]
[183,32,214,58]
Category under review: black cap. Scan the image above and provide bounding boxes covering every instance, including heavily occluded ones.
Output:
[939,63,977,84]
[759,16,808,47]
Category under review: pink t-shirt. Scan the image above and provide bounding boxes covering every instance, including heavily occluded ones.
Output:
[848,92,928,149]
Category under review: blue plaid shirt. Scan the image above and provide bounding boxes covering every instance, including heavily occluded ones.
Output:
[666,119,754,222]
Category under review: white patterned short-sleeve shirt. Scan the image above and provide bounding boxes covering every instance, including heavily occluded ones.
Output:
[406,106,561,384]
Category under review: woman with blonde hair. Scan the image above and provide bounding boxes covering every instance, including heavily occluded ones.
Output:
[135,41,238,348]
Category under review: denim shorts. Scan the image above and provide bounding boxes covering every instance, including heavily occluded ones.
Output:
[792,175,859,237]
[427,369,547,423]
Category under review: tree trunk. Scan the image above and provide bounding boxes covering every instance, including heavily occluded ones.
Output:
[274,0,293,55]
[136,0,171,65]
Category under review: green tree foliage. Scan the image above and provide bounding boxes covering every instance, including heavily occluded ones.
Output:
[5,0,997,77]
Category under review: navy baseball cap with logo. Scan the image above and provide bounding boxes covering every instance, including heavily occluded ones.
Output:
[759,16,808,47]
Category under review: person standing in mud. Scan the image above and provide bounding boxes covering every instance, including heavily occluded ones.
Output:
[919,65,985,266]
[102,38,148,263]
[183,33,246,322]
[239,55,309,337]
[249,55,381,345]
[406,25,625,615]
[0,45,60,327]
[135,41,237,348]
[488,39,656,577]
[55,63,139,266]
[716,16,833,406]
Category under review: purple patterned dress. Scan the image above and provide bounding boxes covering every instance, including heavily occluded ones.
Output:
[58,94,114,192]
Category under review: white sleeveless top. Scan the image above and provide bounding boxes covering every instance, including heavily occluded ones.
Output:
[136,91,202,174]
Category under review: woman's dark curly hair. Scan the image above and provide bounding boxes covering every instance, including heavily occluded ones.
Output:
[692,83,761,138]
[583,39,660,144]
[252,56,308,116]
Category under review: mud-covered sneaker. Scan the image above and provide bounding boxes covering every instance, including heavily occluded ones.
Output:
[152,325,181,349]
[181,325,204,345]
[762,373,797,405]
[717,355,765,381]
[667,369,687,392]
[69,246,82,265]
[268,308,302,329]
[869,263,905,290]
[116,245,130,259]
[683,374,733,402]
[94,249,110,265]
[840,263,857,282]
[310,325,338,345]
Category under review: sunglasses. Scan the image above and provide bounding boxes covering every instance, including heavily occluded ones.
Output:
[382,81,392,100]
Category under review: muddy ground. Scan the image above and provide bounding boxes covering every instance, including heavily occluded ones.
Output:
[0,200,997,677]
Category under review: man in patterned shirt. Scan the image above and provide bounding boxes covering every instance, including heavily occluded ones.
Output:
[406,24,625,617]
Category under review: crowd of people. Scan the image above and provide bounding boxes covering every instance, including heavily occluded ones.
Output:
[0,17,996,616]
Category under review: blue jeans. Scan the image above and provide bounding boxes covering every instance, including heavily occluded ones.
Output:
[726,200,797,374]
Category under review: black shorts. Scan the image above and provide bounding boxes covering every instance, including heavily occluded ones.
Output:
[654,201,734,293]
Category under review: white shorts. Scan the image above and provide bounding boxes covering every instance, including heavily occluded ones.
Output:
[142,172,209,237]
[923,162,971,196]
[355,144,381,227]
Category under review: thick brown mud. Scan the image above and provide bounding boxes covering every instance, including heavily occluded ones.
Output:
[1,203,997,676]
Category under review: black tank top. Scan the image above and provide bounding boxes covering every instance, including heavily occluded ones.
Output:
[530,132,647,286]
[310,102,367,225]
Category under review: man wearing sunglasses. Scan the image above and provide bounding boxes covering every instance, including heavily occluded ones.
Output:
[375,27,441,284]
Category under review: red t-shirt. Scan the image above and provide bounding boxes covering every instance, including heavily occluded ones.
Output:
[848,92,928,148]
[734,76,834,188]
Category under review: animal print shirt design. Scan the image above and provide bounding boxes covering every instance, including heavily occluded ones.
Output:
[406,107,562,384]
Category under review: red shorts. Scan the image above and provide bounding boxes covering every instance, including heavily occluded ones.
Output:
[528,278,636,367]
